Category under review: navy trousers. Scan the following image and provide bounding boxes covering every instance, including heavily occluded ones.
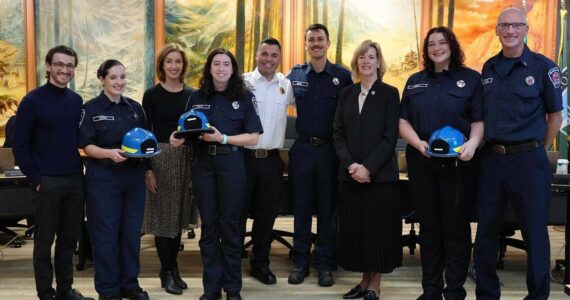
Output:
[192,151,246,294]
[474,145,551,300]
[288,140,338,270]
[85,162,146,296]
[243,153,285,269]
[407,147,477,300]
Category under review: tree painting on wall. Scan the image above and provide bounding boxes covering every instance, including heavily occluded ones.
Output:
[0,0,25,141]
[304,0,422,91]
[431,0,551,71]
[165,0,283,88]
[34,0,155,102]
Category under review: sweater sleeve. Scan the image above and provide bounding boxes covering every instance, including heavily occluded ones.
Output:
[12,96,41,187]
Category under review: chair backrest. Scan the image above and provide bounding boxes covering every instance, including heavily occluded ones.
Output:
[0,148,14,170]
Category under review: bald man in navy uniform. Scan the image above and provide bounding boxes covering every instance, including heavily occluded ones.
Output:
[473,7,563,300]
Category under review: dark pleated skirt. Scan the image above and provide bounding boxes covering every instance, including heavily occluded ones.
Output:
[337,181,402,273]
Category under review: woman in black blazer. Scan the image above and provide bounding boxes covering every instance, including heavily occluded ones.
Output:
[333,40,401,300]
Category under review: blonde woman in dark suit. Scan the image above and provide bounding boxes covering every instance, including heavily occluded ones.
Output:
[333,40,401,300]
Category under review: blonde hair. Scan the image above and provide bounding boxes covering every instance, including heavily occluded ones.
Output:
[155,43,189,83]
[350,40,386,82]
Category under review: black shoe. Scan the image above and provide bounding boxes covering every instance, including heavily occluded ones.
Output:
[288,267,310,284]
[318,270,334,287]
[227,292,242,300]
[343,285,366,299]
[363,290,379,300]
[120,288,149,300]
[160,270,183,295]
[172,265,188,289]
[199,292,221,300]
[55,289,95,300]
[97,295,121,300]
[251,266,277,285]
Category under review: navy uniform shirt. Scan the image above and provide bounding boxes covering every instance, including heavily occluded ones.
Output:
[400,67,482,140]
[187,90,263,137]
[287,61,352,139]
[476,45,563,142]
[79,91,147,149]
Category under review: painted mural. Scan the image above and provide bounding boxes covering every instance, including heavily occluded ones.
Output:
[0,0,25,141]
[430,0,549,71]
[34,0,154,102]
[166,0,283,88]
[304,0,422,91]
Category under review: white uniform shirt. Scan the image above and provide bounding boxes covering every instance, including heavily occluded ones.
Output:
[243,68,294,150]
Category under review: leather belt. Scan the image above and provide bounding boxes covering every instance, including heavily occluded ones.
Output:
[245,149,280,159]
[298,135,331,146]
[199,144,242,156]
[489,140,540,155]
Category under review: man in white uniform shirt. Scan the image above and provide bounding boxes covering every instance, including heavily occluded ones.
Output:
[242,37,294,285]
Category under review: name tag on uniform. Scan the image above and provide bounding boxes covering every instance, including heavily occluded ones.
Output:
[192,104,211,110]
[93,115,115,122]
[292,81,308,87]
[482,78,493,85]
[407,84,428,89]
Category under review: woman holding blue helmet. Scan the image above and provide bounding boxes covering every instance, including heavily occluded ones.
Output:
[399,26,483,300]
[170,48,262,300]
[141,43,199,296]
[79,59,151,300]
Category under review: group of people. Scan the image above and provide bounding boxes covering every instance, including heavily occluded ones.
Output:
[10,6,563,300]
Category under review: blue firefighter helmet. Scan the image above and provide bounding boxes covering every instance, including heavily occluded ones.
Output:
[173,109,214,139]
[121,127,161,158]
[427,126,466,157]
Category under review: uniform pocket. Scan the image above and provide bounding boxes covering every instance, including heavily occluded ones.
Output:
[513,85,541,118]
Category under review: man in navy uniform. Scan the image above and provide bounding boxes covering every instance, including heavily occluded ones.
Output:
[13,46,93,300]
[473,7,563,300]
[286,23,352,287]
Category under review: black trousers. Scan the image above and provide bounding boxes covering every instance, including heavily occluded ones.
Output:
[406,147,477,300]
[242,153,285,269]
[33,174,84,300]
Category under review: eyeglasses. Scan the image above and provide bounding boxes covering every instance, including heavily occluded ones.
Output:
[497,22,527,31]
[51,62,76,70]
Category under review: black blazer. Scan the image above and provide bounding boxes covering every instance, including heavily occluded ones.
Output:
[333,80,400,183]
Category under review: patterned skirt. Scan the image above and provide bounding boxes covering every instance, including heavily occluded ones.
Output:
[143,143,199,238]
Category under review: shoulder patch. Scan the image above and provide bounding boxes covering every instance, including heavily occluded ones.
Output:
[79,109,85,127]
[548,67,561,89]
[251,96,258,114]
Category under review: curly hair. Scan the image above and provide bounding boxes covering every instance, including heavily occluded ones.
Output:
[422,26,465,71]
[199,48,248,101]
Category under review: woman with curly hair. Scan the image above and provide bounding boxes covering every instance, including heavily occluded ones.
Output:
[399,26,483,300]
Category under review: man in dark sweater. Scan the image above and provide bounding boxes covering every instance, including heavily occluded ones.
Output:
[13,45,93,300]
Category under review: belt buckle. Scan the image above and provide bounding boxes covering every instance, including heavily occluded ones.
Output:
[208,145,217,155]
[493,144,506,155]
[255,149,268,158]
[309,137,319,146]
